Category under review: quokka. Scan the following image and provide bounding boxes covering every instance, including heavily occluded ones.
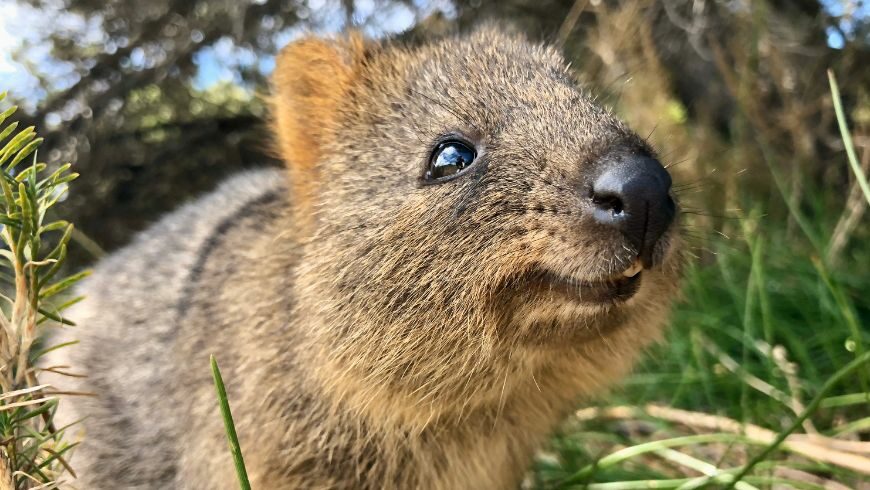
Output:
[46,26,683,489]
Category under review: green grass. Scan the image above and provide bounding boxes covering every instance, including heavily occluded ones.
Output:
[531,227,870,488]
[529,75,870,489]
[211,355,252,490]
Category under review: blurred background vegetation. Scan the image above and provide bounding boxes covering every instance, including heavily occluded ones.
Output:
[0,0,866,264]
[1,0,868,488]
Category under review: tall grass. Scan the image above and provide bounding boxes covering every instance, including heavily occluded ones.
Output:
[532,213,869,487]
[532,179,869,489]
[530,2,870,487]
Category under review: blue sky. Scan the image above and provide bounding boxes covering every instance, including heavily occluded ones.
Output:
[822,0,870,47]
[189,0,433,90]
[0,0,94,109]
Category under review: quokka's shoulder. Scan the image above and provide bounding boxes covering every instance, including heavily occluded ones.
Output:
[81,167,289,297]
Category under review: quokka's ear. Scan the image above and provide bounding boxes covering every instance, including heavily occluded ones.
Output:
[270,33,367,233]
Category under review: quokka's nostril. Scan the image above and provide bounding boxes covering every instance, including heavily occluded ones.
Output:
[591,193,624,215]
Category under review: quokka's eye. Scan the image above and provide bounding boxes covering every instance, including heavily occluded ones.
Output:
[424,140,477,183]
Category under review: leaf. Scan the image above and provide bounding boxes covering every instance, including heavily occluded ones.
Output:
[0,104,16,127]
[0,125,35,165]
[0,396,56,412]
[53,294,85,312]
[0,216,21,228]
[0,385,51,401]
[10,399,58,425]
[39,270,91,299]
[0,167,16,208]
[30,340,80,361]
[0,249,16,264]
[38,443,79,478]
[18,181,37,235]
[38,243,67,289]
[50,172,79,186]
[37,306,76,326]
[15,162,47,183]
[39,183,70,210]
[8,139,43,171]
[44,224,73,263]
[39,220,69,234]
[0,120,19,143]
[36,163,72,189]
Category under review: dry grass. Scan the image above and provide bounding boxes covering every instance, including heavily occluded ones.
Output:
[529,2,870,488]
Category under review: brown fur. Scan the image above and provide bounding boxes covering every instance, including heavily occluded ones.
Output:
[271,33,367,233]
[45,27,683,489]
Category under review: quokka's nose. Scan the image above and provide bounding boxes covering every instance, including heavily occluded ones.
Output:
[590,154,676,267]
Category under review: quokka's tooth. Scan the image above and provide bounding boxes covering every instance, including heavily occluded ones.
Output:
[622,258,644,278]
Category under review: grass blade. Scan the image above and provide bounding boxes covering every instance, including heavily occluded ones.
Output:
[210,355,251,490]
[722,351,870,489]
[828,69,870,205]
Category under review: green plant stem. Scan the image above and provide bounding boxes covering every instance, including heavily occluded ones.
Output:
[210,355,251,490]
[722,351,870,489]
[578,474,826,490]
[830,416,870,437]
[559,433,757,486]
[820,392,870,408]
[811,256,867,390]
[828,69,870,206]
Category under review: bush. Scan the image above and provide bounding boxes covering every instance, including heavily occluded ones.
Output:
[0,92,85,489]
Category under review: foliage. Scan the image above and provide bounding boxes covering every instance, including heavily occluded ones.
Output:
[532,237,870,488]
[527,3,870,487]
[0,92,85,488]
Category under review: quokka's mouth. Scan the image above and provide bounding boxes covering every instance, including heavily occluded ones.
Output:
[526,258,645,304]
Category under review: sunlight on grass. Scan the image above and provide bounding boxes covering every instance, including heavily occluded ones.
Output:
[528,4,870,488]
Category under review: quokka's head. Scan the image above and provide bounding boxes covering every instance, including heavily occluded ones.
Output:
[271,27,684,417]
